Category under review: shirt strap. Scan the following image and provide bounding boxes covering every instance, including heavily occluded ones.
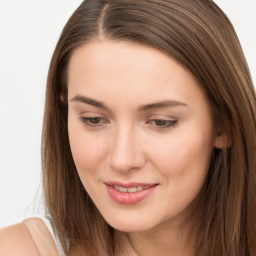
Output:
[22,217,59,256]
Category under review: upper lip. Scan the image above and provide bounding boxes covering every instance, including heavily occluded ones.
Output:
[104,181,159,188]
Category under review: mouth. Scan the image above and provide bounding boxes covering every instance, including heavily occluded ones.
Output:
[106,184,156,193]
[104,182,159,204]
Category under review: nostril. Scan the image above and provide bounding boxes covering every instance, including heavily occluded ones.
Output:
[108,154,146,174]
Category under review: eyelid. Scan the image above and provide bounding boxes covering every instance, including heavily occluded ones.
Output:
[79,110,107,117]
[146,117,179,131]
[79,116,110,128]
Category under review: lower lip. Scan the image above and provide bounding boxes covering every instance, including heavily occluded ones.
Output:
[105,184,158,205]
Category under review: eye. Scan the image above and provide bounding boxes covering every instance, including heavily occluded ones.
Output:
[80,117,109,127]
[148,119,178,130]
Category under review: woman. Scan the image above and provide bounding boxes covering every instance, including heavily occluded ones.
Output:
[0,0,255,255]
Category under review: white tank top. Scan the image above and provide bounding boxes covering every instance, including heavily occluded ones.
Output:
[41,216,68,256]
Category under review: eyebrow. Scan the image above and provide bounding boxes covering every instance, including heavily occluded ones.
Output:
[70,95,110,111]
[70,95,188,111]
[138,100,188,112]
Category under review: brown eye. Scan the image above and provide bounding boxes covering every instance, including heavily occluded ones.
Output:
[154,119,168,126]
[147,119,178,131]
[153,119,177,127]
[80,117,108,127]
[88,117,102,124]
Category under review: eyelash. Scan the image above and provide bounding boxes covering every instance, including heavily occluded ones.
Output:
[79,117,109,127]
[147,119,178,130]
[79,117,178,130]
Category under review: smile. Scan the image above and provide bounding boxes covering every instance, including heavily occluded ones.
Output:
[105,182,159,204]
[110,185,152,193]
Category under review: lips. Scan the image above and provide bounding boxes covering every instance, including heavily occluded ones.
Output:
[110,184,154,193]
[104,182,158,204]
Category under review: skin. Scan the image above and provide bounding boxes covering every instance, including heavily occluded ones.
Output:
[0,224,40,255]
[0,219,57,255]
[67,40,226,256]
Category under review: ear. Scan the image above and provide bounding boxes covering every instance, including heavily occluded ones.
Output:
[213,130,232,149]
[60,94,65,102]
[60,93,68,104]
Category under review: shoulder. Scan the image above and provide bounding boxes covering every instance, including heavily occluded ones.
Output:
[0,217,59,256]
[0,222,40,256]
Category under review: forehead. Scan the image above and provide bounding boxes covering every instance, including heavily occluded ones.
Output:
[67,40,180,83]
[67,40,208,110]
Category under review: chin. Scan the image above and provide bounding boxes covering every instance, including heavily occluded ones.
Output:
[103,213,158,233]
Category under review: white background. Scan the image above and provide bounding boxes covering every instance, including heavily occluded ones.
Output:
[0,0,255,228]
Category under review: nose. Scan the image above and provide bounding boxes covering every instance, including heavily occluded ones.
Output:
[108,125,146,173]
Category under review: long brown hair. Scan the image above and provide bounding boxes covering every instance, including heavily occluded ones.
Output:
[42,0,256,255]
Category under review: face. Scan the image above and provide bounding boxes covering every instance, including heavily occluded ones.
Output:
[67,40,221,233]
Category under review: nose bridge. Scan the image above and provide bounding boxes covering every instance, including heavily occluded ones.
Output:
[108,123,144,173]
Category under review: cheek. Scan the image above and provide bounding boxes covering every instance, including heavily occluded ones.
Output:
[150,128,213,187]
[147,130,213,219]
[68,121,107,177]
